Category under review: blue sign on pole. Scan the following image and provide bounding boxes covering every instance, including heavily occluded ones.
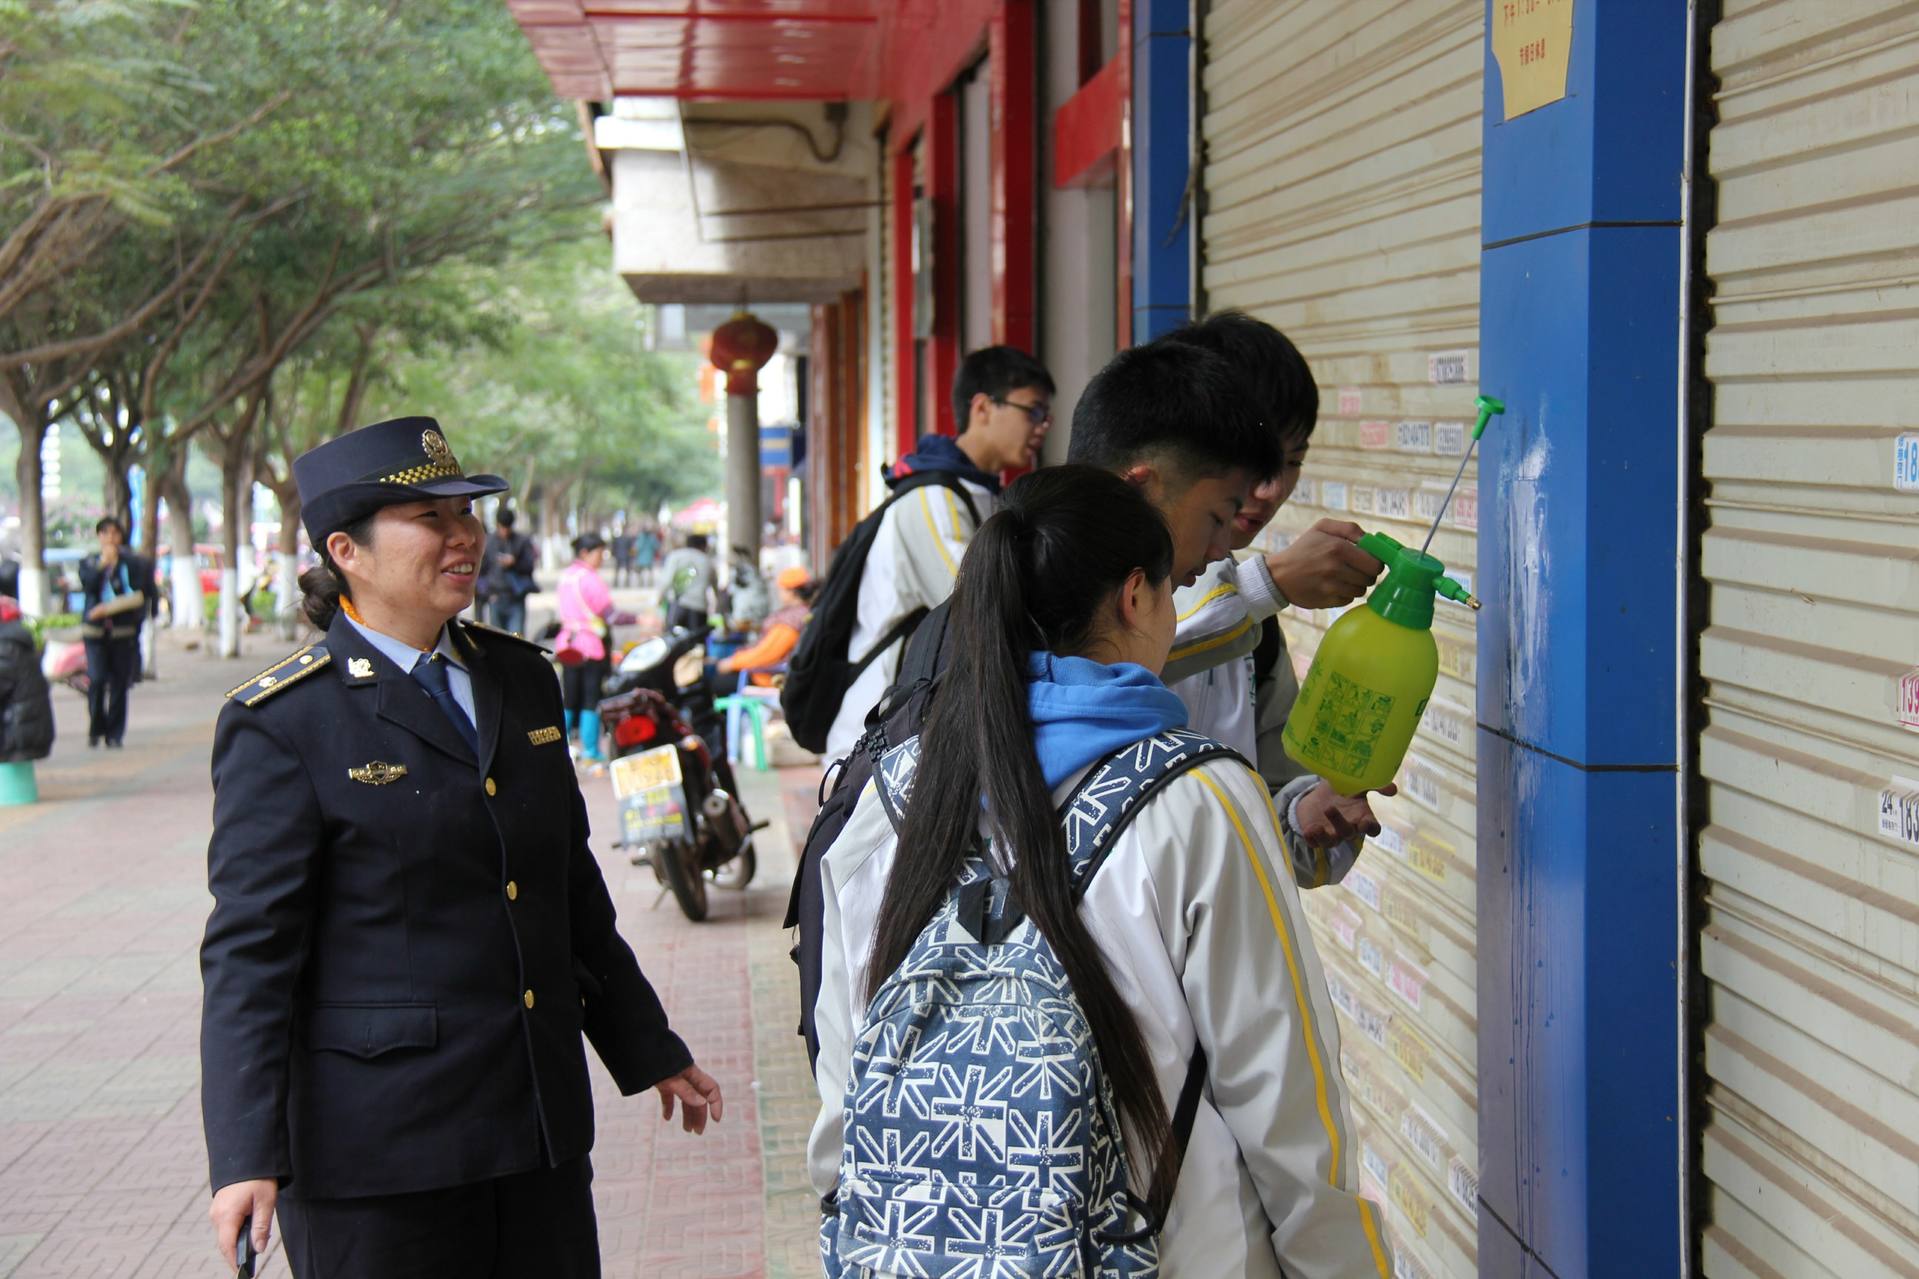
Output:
[760,423,793,469]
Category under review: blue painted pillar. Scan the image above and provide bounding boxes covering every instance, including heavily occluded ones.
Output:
[1130,0,1190,340]
[1475,3,1691,1276]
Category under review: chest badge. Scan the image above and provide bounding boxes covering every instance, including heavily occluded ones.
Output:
[527,726,563,746]
[348,657,374,679]
[347,761,409,786]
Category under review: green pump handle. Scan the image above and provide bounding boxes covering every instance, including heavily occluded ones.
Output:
[1355,531,1480,629]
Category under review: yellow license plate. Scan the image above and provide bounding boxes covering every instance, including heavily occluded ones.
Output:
[612,744,683,799]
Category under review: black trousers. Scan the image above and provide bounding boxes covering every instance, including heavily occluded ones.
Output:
[561,658,608,715]
[276,1157,599,1279]
[83,636,138,744]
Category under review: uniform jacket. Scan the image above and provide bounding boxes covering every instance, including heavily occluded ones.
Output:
[200,613,691,1200]
[808,755,1392,1278]
[1170,555,1362,888]
[824,474,996,758]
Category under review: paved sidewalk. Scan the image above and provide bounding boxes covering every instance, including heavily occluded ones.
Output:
[0,630,825,1278]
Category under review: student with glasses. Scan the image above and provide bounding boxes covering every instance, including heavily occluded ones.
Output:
[822,344,1056,759]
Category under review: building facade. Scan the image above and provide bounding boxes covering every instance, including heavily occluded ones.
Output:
[510,3,1919,1275]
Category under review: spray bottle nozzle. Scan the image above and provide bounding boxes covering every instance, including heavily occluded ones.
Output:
[1435,575,1481,611]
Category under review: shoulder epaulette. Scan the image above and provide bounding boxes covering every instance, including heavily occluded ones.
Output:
[226,645,331,706]
[458,619,551,657]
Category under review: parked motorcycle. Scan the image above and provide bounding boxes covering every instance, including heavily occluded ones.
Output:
[597,625,758,921]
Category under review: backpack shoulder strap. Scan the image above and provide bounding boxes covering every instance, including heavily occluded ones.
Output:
[872,736,923,835]
[887,468,983,529]
[1061,729,1248,902]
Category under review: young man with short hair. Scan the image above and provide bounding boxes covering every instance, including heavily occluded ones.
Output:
[1159,311,1393,883]
[823,344,1056,758]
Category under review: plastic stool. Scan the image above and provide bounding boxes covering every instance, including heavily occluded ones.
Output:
[0,761,39,806]
[713,693,769,772]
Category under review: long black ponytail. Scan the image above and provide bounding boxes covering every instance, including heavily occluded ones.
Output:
[863,464,1181,1219]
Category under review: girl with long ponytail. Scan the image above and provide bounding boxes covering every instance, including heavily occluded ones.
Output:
[807,465,1390,1278]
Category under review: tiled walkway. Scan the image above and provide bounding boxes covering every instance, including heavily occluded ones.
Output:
[0,629,825,1277]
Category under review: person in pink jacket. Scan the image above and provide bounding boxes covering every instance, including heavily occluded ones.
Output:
[556,533,615,760]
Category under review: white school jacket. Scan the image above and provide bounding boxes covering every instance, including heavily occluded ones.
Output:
[824,476,996,759]
[1170,555,1363,889]
[807,755,1394,1279]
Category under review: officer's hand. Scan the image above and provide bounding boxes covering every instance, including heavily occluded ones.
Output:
[1295,780,1397,847]
[209,1178,276,1269]
[1264,520,1383,609]
[655,1063,725,1135]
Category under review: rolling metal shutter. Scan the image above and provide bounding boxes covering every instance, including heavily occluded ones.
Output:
[1698,5,1919,1275]
[1200,4,1484,1276]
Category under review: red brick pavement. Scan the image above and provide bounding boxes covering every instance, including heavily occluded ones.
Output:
[0,633,824,1278]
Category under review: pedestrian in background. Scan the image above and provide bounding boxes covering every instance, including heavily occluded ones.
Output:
[658,532,715,632]
[78,516,154,748]
[556,532,615,762]
[478,506,537,635]
[610,530,637,588]
[634,523,660,586]
[201,417,721,1278]
[0,595,55,772]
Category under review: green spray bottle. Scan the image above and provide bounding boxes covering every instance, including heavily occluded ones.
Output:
[1281,395,1503,796]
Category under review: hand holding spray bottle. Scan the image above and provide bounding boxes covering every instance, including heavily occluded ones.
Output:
[1281,395,1503,795]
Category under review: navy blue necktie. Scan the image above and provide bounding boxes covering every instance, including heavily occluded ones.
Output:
[411,653,478,756]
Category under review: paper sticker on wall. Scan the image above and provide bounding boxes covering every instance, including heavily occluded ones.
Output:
[1338,387,1363,416]
[1899,668,1919,732]
[1427,351,1471,385]
[1895,433,1919,492]
[1878,776,1919,847]
[1360,420,1393,450]
[1396,421,1433,453]
[1491,0,1574,120]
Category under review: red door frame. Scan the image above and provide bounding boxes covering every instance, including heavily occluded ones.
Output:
[886,0,1038,460]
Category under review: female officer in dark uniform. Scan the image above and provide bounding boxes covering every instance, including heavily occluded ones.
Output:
[200,417,723,1277]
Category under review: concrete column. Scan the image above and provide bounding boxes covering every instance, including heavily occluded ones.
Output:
[725,391,761,562]
[1475,2,1693,1275]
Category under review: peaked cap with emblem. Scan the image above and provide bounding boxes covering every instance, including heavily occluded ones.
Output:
[295,416,508,545]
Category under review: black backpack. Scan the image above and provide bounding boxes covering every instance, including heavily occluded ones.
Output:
[785,598,955,1067]
[779,471,979,753]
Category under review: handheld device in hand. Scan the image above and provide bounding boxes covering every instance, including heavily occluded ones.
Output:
[236,1214,257,1279]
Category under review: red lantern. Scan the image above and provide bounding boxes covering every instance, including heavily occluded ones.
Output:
[708,311,778,396]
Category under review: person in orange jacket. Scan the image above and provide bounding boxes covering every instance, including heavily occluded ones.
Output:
[716,566,813,687]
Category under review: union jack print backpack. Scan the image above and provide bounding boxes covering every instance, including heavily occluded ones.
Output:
[823,729,1244,1279]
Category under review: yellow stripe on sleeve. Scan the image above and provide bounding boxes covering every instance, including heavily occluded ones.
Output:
[1241,771,1392,1277]
[919,488,958,575]
[1166,615,1254,664]
[1176,580,1236,622]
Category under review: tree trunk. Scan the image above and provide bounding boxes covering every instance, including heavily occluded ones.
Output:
[102,454,133,530]
[10,416,49,615]
[165,459,202,632]
[276,492,302,639]
[218,441,248,659]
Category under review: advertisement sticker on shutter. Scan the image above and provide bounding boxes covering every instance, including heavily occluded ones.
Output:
[1877,776,1919,848]
[1320,480,1349,511]
[1895,434,1919,492]
[1433,421,1467,456]
[1451,485,1479,531]
[1360,421,1393,449]
[1427,351,1471,385]
[1338,387,1363,416]
[1897,667,1919,732]
[1395,421,1433,453]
